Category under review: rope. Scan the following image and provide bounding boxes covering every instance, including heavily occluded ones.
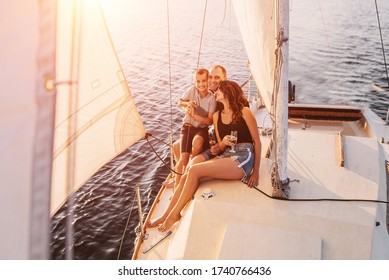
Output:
[269,15,284,191]
[145,133,184,176]
[146,132,172,147]
[196,0,208,69]
[374,0,389,88]
[252,186,389,205]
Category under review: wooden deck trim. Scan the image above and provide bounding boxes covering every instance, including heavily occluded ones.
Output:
[132,183,169,260]
[338,132,344,167]
[289,105,363,121]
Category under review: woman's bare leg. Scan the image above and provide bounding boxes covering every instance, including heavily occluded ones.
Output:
[172,152,190,189]
[147,173,188,228]
[187,154,206,170]
[158,158,244,231]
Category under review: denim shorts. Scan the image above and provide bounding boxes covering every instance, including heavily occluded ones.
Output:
[202,143,254,181]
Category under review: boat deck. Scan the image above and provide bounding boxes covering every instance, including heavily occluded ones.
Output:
[133,106,389,260]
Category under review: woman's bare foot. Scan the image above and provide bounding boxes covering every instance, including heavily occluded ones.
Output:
[158,214,180,232]
[162,173,175,188]
[162,177,175,188]
[146,215,166,228]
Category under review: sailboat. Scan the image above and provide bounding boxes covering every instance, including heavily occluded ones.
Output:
[0,0,145,259]
[132,0,389,260]
[2,0,388,260]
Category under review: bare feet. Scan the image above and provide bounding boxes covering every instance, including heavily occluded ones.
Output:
[158,214,180,232]
[146,215,166,228]
[162,177,175,188]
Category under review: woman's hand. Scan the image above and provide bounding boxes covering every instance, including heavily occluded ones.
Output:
[222,135,234,147]
[210,143,220,155]
[246,171,259,188]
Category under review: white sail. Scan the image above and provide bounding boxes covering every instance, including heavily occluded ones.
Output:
[232,0,276,112]
[0,0,56,259]
[0,0,146,259]
[51,0,146,215]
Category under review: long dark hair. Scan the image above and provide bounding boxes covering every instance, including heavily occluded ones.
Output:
[217,80,247,124]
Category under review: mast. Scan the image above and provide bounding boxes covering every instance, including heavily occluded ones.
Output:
[232,0,289,197]
[273,0,290,197]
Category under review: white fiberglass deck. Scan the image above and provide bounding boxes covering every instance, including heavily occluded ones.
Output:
[135,112,389,259]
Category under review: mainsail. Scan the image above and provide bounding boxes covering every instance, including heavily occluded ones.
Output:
[232,0,276,112]
[51,0,146,214]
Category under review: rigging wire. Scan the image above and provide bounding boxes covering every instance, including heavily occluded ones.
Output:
[167,0,173,134]
[196,0,208,69]
[117,190,137,260]
[318,0,330,51]
[126,3,180,250]
[64,0,82,260]
[374,0,389,89]
[220,0,227,25]
[166,0,175,173]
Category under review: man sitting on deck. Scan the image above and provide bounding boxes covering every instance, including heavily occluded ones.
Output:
[164,65,227,188]
[170,68,217,190]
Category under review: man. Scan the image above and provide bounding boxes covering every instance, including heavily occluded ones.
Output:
[169,68,216,189]
[208,64,227,93]
[164,65,227,187]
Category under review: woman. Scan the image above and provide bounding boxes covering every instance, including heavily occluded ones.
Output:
[148,80,261,232]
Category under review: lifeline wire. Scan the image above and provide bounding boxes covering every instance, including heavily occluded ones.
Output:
[145,133,184,176]
[196,0,208,69]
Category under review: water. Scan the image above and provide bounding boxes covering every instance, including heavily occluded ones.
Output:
[50,0,389,259]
